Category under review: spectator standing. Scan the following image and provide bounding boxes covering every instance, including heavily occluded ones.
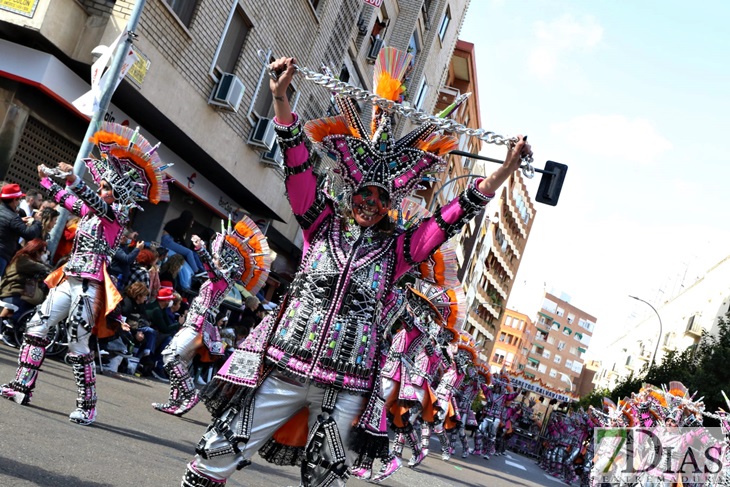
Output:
[18,188,43,218]
[0,184,42,277]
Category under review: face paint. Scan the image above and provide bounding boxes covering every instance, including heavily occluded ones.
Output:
[98,180,116,204]
[352,185,390,227]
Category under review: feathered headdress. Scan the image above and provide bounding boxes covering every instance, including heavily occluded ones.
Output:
[477,363,493,385]
[87,123,171,210]
[303,47,462,208]
[210,215,272,292]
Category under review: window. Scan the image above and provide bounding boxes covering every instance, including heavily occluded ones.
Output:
[563,327,572,336]
[566,360,573,369]
[547,336,556,345]
[538,364,547,374]
[249,52,299,122]
[164,0,198,27]
[542,350,551,359]
[549,368,558,378]
[414,77,428,109]
[554,354,562,364]
[569,346,578,355]
[438,6,451,42]
[408,31,421,65]
[499,332,506,342]
[567,313,575,324]
[557,340,566,351]
[309,0,321,11]
[214,4,252,75]
[556,307,565,317]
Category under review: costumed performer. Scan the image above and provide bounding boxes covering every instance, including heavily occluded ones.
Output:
[0,122,169,425]
[180,47,531,487]
[152,215,271,416]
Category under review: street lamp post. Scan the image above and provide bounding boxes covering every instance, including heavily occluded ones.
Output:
[629,295,663,370]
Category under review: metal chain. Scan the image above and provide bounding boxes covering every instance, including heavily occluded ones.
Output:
[258,50,535,178]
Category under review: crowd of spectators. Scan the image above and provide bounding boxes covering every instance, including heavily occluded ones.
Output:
[0,181,273,385]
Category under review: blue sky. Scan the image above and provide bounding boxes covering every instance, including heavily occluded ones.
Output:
[460,0,730,357]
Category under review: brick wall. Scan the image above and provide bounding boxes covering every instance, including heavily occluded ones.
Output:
[127,0,362,142]
[79,0,115,17]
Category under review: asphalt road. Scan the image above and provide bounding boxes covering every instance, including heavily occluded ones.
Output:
[0,344,562,486]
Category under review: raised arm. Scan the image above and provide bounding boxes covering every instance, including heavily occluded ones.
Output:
[395,137,532,278]
[269,57,332,235]
[191,235,221,280]
[38,163,114,220]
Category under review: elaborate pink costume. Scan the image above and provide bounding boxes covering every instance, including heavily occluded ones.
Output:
[182,48,495,487]
[1,123,168,425]
[153,216,270,416]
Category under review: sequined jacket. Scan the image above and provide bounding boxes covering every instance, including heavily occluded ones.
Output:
[41,177,126,282]
[483,387,521,419]
[226,115,491,395]
[409,345,448,388]
[183,245,230,355]
[435,364,465,402]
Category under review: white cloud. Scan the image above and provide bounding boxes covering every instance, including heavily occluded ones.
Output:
[550,114,673,165]
[527,14,604,79]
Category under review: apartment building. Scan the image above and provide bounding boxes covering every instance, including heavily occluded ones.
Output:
[595,254,730,390]
[0,0,469,290]
[484,308,536,373]
[525,292,596,395]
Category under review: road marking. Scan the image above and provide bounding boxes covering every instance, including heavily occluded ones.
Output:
[505,460,526,471]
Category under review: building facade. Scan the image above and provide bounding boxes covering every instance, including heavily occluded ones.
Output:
[595,254,730,391]
[525,292,596,394]
[0,0,470,289]
[484,308,535,373]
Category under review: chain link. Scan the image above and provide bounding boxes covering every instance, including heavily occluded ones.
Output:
[259,50,534,178]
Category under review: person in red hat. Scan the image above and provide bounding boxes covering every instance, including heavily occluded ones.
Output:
[144,287,180,379]
[0,183,42,277]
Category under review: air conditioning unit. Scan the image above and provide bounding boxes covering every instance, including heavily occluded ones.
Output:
[248,117,276,150]
[209,73,245,112]
[261,142,283,168]
[367,36,384,60]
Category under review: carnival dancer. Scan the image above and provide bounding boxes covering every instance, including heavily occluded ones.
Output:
[495,392,525,456]
[395,287,463,468]
[351,280,459,481]
[442,340,480,460]
[480,371,521,459]
[152,216,270,416]
[472,365,493,456]
[179,47,532,487]
[0,123,169,425]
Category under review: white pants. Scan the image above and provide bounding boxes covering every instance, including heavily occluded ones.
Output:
[192,371,367,485]
[162,326,202,366]
[26,277,99,355]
